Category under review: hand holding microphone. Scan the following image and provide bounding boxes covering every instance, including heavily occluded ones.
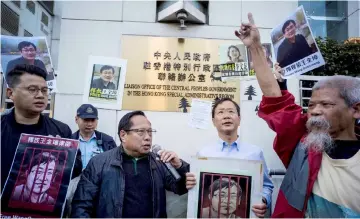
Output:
[152,145,182,181]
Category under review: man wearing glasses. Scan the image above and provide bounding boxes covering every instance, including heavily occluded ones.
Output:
[71,111,190,218]
[5,41,47,78]
[1,64,73,193]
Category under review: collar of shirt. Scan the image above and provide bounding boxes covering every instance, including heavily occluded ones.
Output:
[79,132,96,142]
[217,136,239,152]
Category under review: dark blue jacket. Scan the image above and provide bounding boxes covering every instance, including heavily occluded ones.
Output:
[71,146,189,218]
[70,130,117,178]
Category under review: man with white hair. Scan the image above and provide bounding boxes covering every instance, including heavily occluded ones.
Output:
[234,13,360,218]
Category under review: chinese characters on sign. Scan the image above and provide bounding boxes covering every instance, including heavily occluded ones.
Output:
[121,35,241,112]
[143,51,212,83]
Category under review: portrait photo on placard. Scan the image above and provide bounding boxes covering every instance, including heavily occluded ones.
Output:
[8,149,67,212]
[83,56,127,110]
[197,172,252,218]
[1,35,56,88]
[270,6,325,78]
[89,64,121,100]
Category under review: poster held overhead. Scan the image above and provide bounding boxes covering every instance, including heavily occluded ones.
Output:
[270,5,325,78]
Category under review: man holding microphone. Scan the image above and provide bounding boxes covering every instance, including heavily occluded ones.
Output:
[71,111,189,218]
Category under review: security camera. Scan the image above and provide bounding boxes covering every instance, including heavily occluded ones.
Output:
[176,11,188,30]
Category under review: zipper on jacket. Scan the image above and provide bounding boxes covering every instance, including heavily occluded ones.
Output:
[148,156,156,218]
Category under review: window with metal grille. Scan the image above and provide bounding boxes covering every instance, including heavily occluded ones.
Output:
[24,29,33,37]
[26,0,36,14]
[1,2,20,36]
[41,12,49,26]
[299,79,318,113]
[11,0,21,8]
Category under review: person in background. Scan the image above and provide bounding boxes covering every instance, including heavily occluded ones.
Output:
[71,103,117,177]
[236,12,360,217]
[71,111,190,218]
[1,65,75,193]
[186,97,274,218]
[5,42,47,78]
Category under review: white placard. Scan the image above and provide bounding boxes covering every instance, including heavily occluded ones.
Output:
[83,56,127,110]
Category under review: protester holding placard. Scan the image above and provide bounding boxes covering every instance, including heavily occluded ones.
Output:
[236,12,360,218]
[0,65,78,192]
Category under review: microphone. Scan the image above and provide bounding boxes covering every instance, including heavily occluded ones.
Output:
[152,144,181,182]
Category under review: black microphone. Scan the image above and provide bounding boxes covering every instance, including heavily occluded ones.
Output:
[152,144,181,182]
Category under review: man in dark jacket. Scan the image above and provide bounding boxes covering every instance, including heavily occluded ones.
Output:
[71,111,189,218]
[5,41,47,79]
[1,64,73,192]
[71,104,117,178]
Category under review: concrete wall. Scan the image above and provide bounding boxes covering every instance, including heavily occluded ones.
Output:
[348,0,360,38]
[54,1,299,216]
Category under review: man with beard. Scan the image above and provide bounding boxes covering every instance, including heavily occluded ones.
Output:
[234,13,360,217]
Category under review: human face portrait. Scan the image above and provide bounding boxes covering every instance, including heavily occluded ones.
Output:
[76,117,98,135]
[213,101,240,135]
[26,161,55,194]
[284,22,296,40]
[100,69,114,82]
[229,47,240,62]
[20,45,37,61]
[7,73,48,114]
[305,88,357,151]
[210,185,240,215]
[120,115,153,156]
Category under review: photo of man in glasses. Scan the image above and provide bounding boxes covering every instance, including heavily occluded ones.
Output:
[5,41,47,77]
[199,175,250,218]
[10,151,61,205]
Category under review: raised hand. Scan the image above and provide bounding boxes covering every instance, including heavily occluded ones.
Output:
[234,13,261,49]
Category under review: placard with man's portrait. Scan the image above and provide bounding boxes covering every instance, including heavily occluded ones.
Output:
[0,134,79,218]
[187,157,263,218]
[1,35,56,89]
[270,6,325,78]
[198,173,252,218]
[83,56,127,110]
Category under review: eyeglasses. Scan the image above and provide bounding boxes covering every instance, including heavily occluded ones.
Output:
[125,129,157,137]
[18,86,49,96]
